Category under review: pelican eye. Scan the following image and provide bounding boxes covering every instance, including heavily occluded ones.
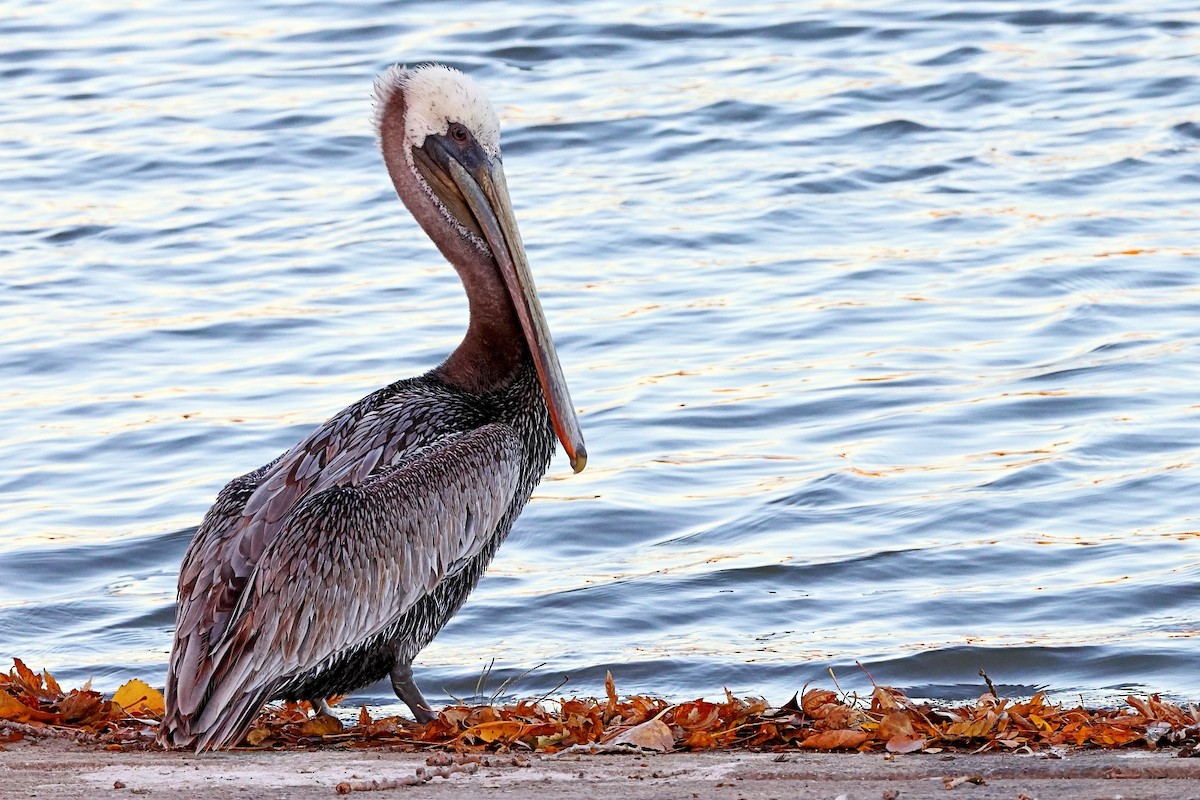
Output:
[448,123,469,145]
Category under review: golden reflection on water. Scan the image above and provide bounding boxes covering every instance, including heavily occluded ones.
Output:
[4,0,1199,703]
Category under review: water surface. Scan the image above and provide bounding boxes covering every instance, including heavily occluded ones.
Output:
[2,0,1199,711]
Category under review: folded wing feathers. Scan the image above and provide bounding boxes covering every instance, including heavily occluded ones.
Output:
[178,423,523,750]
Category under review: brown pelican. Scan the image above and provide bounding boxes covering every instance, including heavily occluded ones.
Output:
[158,64,586,751]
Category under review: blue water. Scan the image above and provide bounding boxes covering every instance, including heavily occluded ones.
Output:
[2,1,1199,714]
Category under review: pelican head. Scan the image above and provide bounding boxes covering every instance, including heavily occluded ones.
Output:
[374,64,586,473]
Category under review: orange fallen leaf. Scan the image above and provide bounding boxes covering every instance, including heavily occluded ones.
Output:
[11,658,48,699]
[299,714,344,736]
[800,729,870,750]
[801,689,839,716]
[673,701,721,732]
[683,729,719,749]
[43,669,63,697]
[877,711,915,741]
[872,686,906,713]
[58,691,107,725]
[438,707,470,729]
[462,720,525,744]
[467,706,501,726]
[0,691,37,723]
[3,657,1200,756]
[604,671,618,720]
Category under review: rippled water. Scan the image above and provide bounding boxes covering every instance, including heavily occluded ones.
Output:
[2,1,1199,714]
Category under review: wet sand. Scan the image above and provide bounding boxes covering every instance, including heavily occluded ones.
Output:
[3,740,1199,800]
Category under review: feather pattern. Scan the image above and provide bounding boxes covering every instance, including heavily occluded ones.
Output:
[162,370,555,750]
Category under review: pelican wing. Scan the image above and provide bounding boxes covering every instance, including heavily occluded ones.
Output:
[164,402,371,738]
[182,422,523,751]
[163,455,283,722]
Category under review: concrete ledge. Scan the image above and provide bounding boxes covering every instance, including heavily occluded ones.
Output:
[3,741,1199,799]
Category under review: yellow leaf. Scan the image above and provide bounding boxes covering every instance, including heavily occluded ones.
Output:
[245,727,271,746]
[536,732,565,750]
[464,720,525,743]
[1030,714,1052,732]
[299,714,343,736]
[945,713,997,739]
[112,679,165,715]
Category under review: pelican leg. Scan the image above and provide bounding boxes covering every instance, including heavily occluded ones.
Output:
[310,697,336,718]
[390,662,435,722]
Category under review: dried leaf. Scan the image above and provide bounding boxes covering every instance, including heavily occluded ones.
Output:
[468,706,501,726]
[673,701,721,732]
[877,711,915,741]
[12,658,44,697]
[2,654,1198,756]
[945,714,997,739]
[42,670,63,697]
[872,686,906,713]
[801,729,870,750]
[886,735,927,754]
[245,727,271,746]
[683,729,719,749]
[536,731,566,750]
[112,679,165,716]
[462,720,525,744]
[612,717,674,752]
[0,691,36,723]
[801,689,839,716]
[298,713,343,737]
[58,691,106,725]
[438,707,470,730]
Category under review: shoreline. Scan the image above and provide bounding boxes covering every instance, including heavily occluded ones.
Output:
[3,740,1200,799]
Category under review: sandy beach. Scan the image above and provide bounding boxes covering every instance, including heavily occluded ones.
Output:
[3,740,1200,800]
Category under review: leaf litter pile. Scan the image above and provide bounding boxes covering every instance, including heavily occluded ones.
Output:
[3,658,1200,757]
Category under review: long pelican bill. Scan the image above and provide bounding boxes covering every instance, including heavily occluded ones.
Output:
[414,136,587,473]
